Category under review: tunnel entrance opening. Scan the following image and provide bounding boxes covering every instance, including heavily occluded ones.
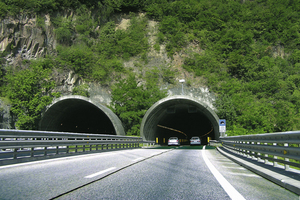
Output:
[39,97,117,135]
[156,107,213,145]
[141,96,219,145]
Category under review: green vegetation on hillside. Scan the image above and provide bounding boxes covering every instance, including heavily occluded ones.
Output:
[110,72,167,136]
[1,0,300,135]
[4,65,60,129]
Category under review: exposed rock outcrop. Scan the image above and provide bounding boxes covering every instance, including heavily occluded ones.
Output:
[1,14,56,66]
[0,99,12,129]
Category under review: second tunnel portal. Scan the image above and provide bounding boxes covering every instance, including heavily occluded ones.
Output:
[39,96,125,135]
[140,95,220,145]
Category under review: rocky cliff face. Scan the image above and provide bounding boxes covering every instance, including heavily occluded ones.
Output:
[0,14,56,66]
[0,99,12,129]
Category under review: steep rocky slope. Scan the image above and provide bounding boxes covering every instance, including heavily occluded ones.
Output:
[0,13,216,129]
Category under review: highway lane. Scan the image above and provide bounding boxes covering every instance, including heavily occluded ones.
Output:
[0,149,169,200]
[0,147,298,200]
[57,147,298,200]
[57,148,231,200]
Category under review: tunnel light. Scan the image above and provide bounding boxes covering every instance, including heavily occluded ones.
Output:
[179,79,185,95]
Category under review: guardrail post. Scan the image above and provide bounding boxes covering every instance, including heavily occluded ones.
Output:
[264,143,269,164]
[257,142,263,162]
[13,148,17,159]
[284,143,290,171]
[44,147,47,156]
[273,143,278,167]
[242,141,246,157]
[251,142,256,160]
[238,141,242,155]
[31,147,34,157]
[246,142,251,158]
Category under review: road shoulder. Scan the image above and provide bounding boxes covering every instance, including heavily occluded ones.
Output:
[217,146,300,196]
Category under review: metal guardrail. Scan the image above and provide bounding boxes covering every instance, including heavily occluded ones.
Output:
[0,129,155,165]
[219,131,300,171]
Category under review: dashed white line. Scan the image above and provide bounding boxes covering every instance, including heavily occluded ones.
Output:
[215,160,237,163]
[223,166,247,170]
[228,172,261,178]
[84,167,116,179]
[202,146,246,200]
[133,157,144,162]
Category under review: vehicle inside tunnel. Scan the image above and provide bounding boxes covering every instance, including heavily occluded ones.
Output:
[39,98,116,134]
[140,96,219,145]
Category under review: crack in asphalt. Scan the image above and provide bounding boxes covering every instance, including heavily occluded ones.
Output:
[49,149,173,200]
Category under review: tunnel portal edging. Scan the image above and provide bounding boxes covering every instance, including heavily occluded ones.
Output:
[140,95,220,142]
[39,95,125,136]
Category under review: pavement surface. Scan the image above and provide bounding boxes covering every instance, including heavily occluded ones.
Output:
[0,147,298,200]
[217,146,300,196]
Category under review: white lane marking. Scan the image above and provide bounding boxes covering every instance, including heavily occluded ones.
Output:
[228,172,261,178]
[84,167,116,179]
[202,146,246,200]
[223,166,247,170]
[133,157,144,162]
[216,161,238,165]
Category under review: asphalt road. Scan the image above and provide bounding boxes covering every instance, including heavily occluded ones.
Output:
[0,147,298,200]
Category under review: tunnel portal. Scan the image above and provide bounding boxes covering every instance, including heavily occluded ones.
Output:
[140,95,219,145]
[39,96,125,135]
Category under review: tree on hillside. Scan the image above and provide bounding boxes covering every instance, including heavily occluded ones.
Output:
[5,66,60,130]
[110,73,167,136]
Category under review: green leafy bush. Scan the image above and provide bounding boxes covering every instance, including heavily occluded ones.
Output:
[5,66,59,129]
[110,73,167,135]
[72,84,90,97]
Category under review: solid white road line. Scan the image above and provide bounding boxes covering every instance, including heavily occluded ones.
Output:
[85,167,116,179]
[202,146,246,200]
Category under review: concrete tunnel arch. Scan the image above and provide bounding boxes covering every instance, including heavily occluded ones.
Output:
[39,95,125,135]
[140,95,220,145]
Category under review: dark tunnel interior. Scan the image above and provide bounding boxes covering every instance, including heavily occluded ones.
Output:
[154,104,214,145]
[141,96,220,145]
[40,99,116,134]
